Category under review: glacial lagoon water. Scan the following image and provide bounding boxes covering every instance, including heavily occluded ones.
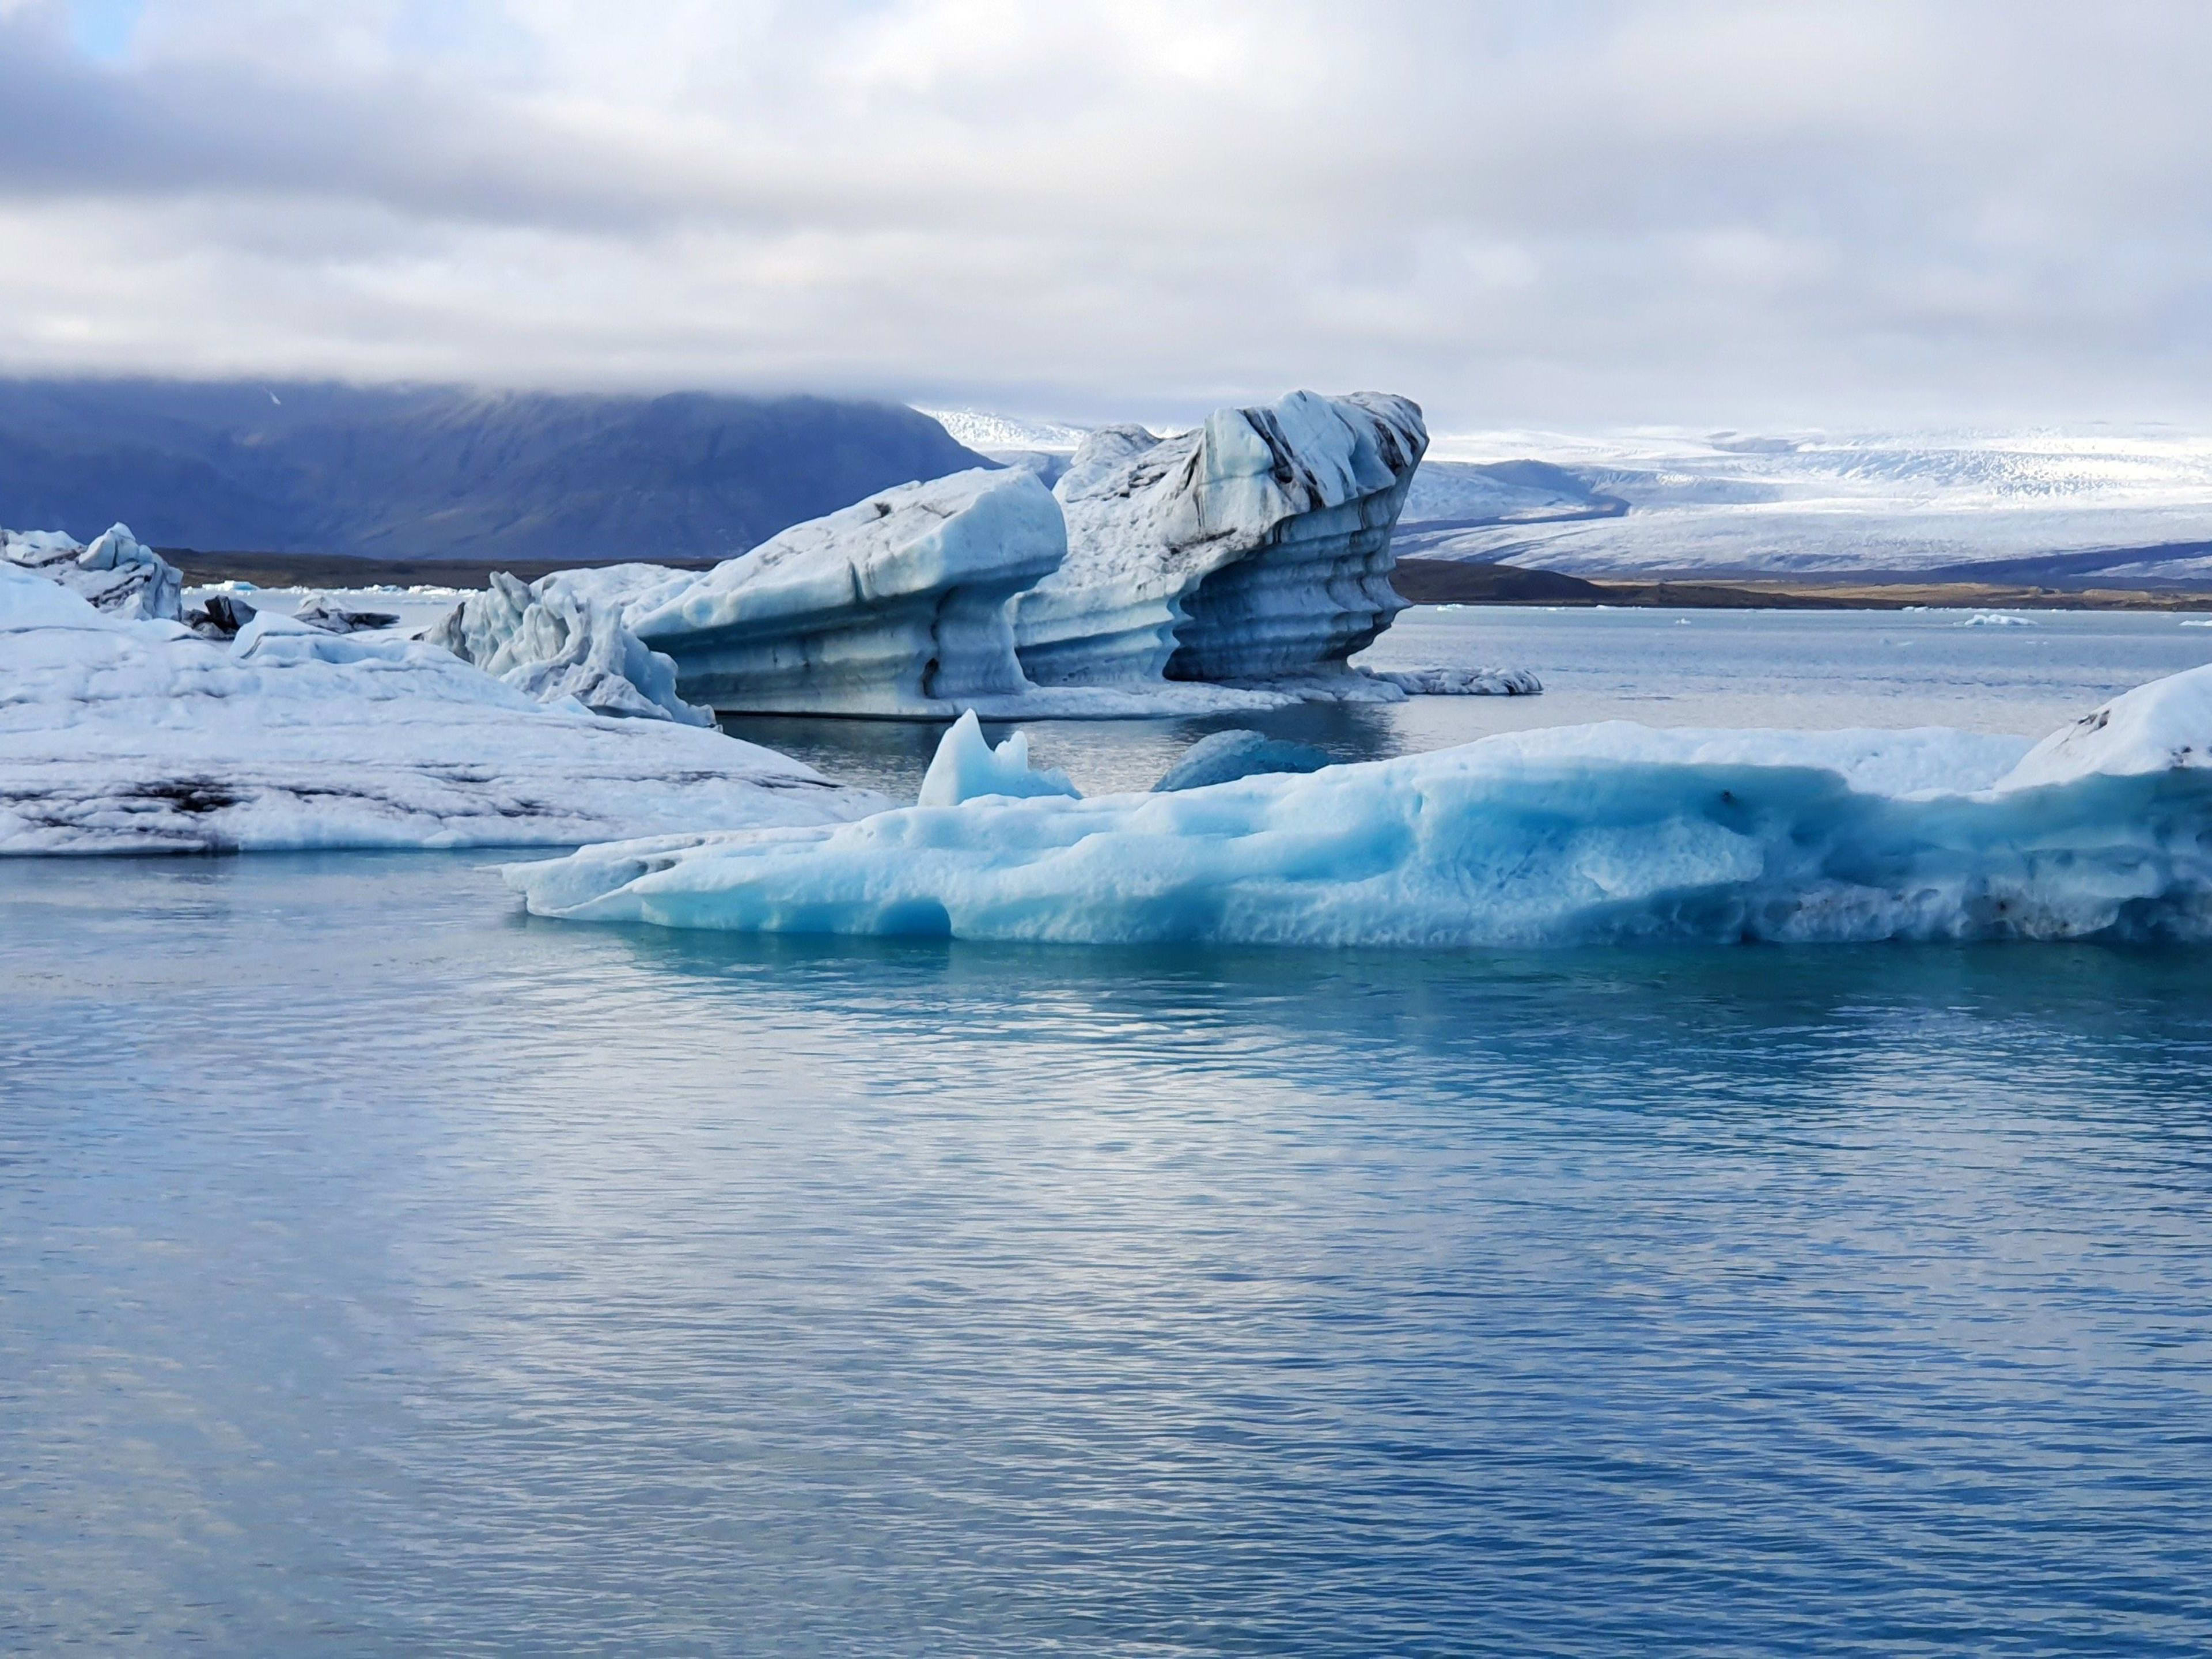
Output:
[7,607,2212,1653]
[732,603,2212,797]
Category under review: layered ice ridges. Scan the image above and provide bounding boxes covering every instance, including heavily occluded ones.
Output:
[431,468,1068,718]
[1014,391,1428,688]
[509,665,2212,948]
[428,392,1526,717]
[623,467,1065,715]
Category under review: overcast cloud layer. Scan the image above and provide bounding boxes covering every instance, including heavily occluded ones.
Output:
[2,0,2209,430]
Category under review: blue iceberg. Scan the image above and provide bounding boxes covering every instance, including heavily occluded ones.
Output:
[506,666,2212,948]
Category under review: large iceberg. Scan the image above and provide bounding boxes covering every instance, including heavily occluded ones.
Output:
[3,522,183,622]
[433,468,1305,718]
[1012,391,1428,691]
[0,563,878,855]
[508,665,2212,947]
[433,469,1068,718]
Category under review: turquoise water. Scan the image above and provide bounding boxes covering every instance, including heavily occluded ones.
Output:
[5,851,2211,1653]
[8,607,2212,1652]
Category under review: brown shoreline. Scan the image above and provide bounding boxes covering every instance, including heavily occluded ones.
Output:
[1388,558,2212,613]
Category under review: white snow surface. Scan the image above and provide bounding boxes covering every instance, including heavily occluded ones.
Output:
[1015,391,1429,688]
[2001,664,2212,791]
[0,563,878,855]
[507,664,2212,948]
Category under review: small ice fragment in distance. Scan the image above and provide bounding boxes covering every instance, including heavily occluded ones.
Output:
[917,710,1080,806]
[2182,619,2212,628]
[1373,667,1542,696]
[1963,612,2037,627]
[294,597,400,634]
[1153,730,1330,792]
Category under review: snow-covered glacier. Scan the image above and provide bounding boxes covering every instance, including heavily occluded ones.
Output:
[507,665,2212,948]
[0,563,878,855]
[1013,391,1429,690]
[1397,428,2212,585]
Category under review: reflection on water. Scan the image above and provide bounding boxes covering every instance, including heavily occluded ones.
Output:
[5,852,2211,1653]
[724,605,2212,801]
[723,702,1410,800]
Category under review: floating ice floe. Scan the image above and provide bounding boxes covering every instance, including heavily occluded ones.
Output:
[508,665,2212,947]
[1371,667,1544,696]
[3,522,183,622]
[0,563,879,855]
[1962,612,2038,628]
[1014,391,1429,694]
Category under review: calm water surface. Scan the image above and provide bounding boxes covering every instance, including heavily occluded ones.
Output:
[7,608,2212,1653]
[728,605,2212,798]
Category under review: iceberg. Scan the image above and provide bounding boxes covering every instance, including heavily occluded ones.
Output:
[432,469,1068,719]
[0,563,878,855]
[429,468,1312,719]
[507,666,2212,948]
[916,710,1080,807]
[621,467,1065,715]
[1013,392,1428,692]
[427,571,713,725]
[4,522,183,622]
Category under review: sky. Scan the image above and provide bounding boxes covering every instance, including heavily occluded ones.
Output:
[2,0,2209,432]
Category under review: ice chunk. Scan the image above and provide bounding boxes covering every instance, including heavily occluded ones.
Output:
[916,710,1080,806]
[184,593,257,639]
[3,522,183,621]
[429,573,711,725]
[512,672,2212,947]
[294,597,400,634]
[1014,392,1428,688]
[1373,667,1544,696]
[0,562,878,855]
[1152,730,1330,792]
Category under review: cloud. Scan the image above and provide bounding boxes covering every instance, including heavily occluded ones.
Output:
[0,0,2207,429]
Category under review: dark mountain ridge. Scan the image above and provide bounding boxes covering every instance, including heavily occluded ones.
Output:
[0,379,989,562]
